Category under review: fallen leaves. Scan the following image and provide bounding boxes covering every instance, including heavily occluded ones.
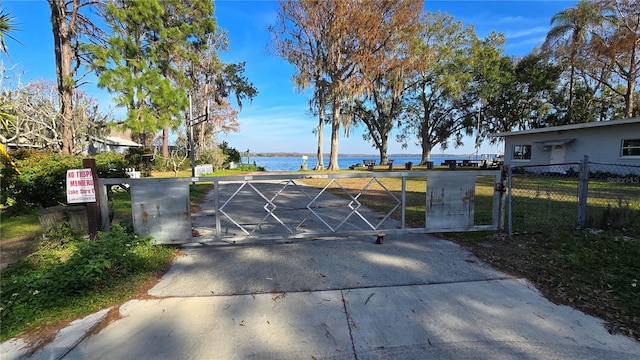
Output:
[271,291,287,302]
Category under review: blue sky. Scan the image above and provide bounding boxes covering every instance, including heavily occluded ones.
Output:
[2,0,576,155]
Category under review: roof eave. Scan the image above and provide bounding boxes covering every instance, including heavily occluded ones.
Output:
[489,117,640,138]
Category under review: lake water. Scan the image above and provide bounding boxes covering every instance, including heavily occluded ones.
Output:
[250,155,476,172]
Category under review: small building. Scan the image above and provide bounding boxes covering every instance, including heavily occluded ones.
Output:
[489,117,640,174]
[87,129,142,155]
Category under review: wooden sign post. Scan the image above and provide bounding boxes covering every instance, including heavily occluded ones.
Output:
[83,158,101,239]
[66,159,101,239]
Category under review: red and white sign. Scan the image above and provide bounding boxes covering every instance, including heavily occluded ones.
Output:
[66,168,96,203]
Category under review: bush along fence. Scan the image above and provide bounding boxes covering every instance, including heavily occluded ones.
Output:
[506,155,640,235]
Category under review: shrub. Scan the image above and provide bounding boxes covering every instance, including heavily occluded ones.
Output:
[150,154,190,173]
[197,147,227,170]
[0,223,174,340]
[1,151,130,209]
[123,148,155,177]
[1,151,80,208]
[219,141,241,167]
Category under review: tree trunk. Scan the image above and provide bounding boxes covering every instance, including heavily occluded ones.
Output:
[568,63,575,124]
[315,109,324,170]
[140,131,148,148]
[162,125,169,157]
[49,0,74,154]
[328,102,340,170]
[421,142,432,165]
[624,84,633,118]
[420,122,432,165]
[625,37,638,118]
[379,136,389,165]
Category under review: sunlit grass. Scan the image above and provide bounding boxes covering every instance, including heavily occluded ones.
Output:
[508,174,640,232]
[300,175,497,228]
[0,207,41,240]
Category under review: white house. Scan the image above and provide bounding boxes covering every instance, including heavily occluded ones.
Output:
[87,129,142,155]
[489,117,640,174]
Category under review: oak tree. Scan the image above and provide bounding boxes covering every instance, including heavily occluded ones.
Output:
[397,12,502,164]
[271,0,422,170]
[591,0,640,118]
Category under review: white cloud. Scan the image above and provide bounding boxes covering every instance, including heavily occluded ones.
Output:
[504,26,549,39]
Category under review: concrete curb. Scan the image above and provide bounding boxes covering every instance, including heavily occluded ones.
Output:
[1,307,112,360]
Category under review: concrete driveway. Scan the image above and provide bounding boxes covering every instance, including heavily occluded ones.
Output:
[4,234,639,359]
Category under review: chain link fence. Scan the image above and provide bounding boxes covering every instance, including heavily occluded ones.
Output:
[584,161,640,230]
[506,158,640,234]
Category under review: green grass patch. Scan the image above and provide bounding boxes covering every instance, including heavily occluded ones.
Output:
[1,208,41,240]
[300,175,496,228]
[108,188,132,224]
[189,183,214,210]
[508,173,640,233]
[468,228,640,340]
[0,224,176,341]
[149,164,264,179]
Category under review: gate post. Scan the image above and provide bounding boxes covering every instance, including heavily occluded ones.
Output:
[577,155,590,228]
[498,165,507,231]
[507,165,513,235]
[214,179,221,241]
[98,179,111,231]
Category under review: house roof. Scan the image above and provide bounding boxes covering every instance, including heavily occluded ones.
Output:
[489,117,640,138]
[90,135,142,147]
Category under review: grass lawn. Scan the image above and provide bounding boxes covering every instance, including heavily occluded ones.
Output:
[0,208,42,269]
[0,208,41,239]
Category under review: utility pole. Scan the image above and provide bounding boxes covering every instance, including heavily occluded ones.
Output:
[188,93,209,188]
[475,100,481,161]
[189,93,195,181]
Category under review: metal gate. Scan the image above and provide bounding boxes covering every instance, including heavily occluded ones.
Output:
[99,170,504,244]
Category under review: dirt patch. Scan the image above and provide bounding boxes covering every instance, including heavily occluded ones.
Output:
[85,307,122,337]
[0,236,40,269]
[13,318,72,358]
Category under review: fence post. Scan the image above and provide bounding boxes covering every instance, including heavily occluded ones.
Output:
[498,165,507,231]
[507,165,513,235]
[401,175,406,229]
[83,158,101,240]
[214,179,221,241]
[577,155,590,228]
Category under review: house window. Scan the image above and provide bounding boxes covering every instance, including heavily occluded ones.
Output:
[512,145,531,160]
[621,139,640,156]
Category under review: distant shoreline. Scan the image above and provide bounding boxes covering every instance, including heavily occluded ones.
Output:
[251,152,494,158]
